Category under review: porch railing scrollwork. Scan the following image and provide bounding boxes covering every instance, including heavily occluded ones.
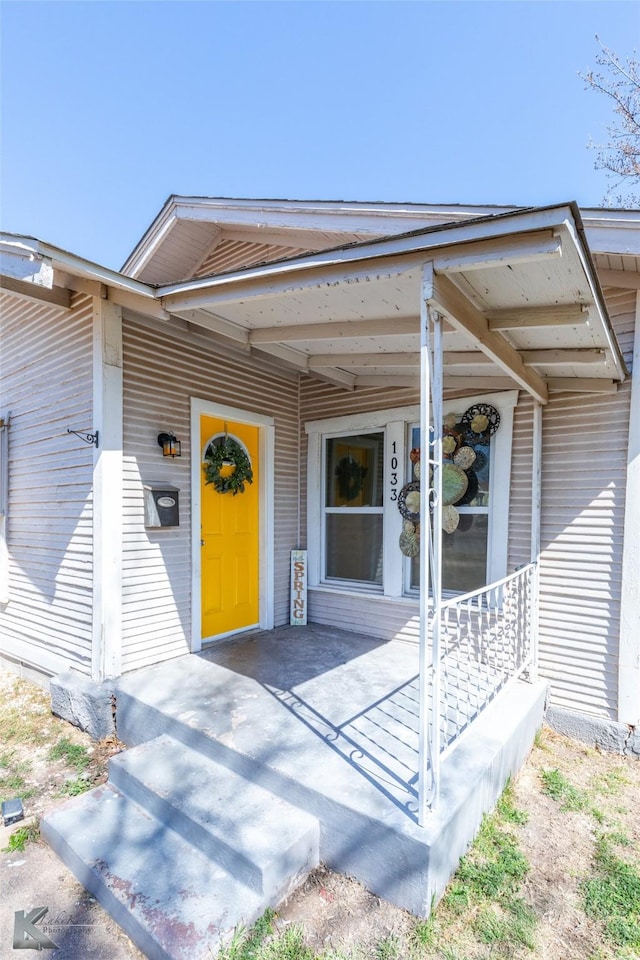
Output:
[425,561,537,808]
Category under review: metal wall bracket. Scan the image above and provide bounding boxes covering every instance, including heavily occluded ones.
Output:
[67,428,99,448]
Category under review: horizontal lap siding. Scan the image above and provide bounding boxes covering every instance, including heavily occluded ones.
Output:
[308,589,420,643]
[538,289,635,719]
[507,394,533,571]
[0,292,94,676]
[121,318,299,672]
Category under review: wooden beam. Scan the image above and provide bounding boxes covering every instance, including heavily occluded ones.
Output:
[488,305,587,330]
[547,378,617,394]
[444,376,517,391]
[109,287,171,321]
[521,349,604,366]
[249,342,309,373]
[355,375,419,388]
[597,269,640,291]
[54,271,108,300]
[429,274,549,404]
[172,308,249,344]
[443,352,495,366]
[309,351,419,367]
[0,275,71,310]
[160,258,415,310]
[249,317,419,343]
[354,374,520,391]
[434,230,562,274]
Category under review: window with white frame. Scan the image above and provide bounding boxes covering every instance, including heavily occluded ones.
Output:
[322,431,385,588]
[305,392,517,599]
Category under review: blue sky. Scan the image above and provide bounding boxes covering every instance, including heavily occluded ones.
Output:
[1,1,638,270]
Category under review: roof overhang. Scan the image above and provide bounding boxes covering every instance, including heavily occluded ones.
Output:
[157,203,627,402]
[120,195,518,283]
[1,203,630,403]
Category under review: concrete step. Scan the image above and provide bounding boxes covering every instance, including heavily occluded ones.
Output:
[42,778,317,960]
[109,734,320,897]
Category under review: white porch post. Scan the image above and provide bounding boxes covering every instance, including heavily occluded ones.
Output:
[92,297,123,682]
[418,265,443,826]
[618,291,640,726]
[530,400,542,682]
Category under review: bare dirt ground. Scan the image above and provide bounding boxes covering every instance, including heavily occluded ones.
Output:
[1,670,639,959]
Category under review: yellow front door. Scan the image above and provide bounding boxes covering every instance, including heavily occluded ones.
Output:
[200,415,260,639]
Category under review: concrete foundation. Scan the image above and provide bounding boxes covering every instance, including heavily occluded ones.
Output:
[546,704,640,758]
[50,670,116,740]
[0,650,52,691]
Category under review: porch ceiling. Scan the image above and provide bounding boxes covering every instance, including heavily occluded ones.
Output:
[156,205,627,401]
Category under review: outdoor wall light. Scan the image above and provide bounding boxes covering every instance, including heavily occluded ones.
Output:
[157,432,181,458]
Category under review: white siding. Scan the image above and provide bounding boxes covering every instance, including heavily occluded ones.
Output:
[508,393,534,571]
[537,289,635,719]
[300,310,634,724]
[0,292,94,676]
[121,317,299,672]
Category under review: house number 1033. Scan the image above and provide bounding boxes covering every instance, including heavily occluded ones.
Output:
[389,441,399,501]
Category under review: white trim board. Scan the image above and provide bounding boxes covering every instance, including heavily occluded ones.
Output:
[618,292,640,725]
[190,398,275,652]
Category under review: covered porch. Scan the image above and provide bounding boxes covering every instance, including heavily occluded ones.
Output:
[157,202,625,820]
[113,622,548,916]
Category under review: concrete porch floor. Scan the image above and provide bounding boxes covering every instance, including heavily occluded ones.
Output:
[114,623,547,916]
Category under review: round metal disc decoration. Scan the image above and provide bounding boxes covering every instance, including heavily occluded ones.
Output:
[456,469,479,506]
[442,463,469,506]
[453,445,476,470]
[472,449,487,473]
[461,403,500,438]
[442,504,460,534]
[397,481,421,522]
[399,530,420,557]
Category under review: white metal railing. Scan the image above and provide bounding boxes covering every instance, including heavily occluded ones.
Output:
[417,277,542,824]
[424,562,537,810]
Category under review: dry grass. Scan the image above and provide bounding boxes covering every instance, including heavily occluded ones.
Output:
[0,672,124,833]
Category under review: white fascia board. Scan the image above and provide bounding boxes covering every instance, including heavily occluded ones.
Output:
[562,218,628,382]
[120,197,180,276]
[158,204,579,305]
[170,196,518,234]
[582,209,640,256]
[121,195,518,280]
[0,239,54,287]
[0,233,158,300]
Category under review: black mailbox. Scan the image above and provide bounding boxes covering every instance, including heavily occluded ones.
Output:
[144,483,180,528]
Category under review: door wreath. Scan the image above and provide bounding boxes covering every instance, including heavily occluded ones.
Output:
[335,456,368,502]
[203,437,254,494]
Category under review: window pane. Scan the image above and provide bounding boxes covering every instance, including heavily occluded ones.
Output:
[442,515,488,592]
[326,433,384,507]
[326,514,383,584]
[468,442,490,507]
[410,515,489,593]
[407,413,494,593]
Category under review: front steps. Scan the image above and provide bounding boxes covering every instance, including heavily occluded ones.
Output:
[41,736,320,960]
[42,630,548,956]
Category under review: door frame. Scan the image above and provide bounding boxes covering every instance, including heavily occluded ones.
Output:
[190,397,275,652]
